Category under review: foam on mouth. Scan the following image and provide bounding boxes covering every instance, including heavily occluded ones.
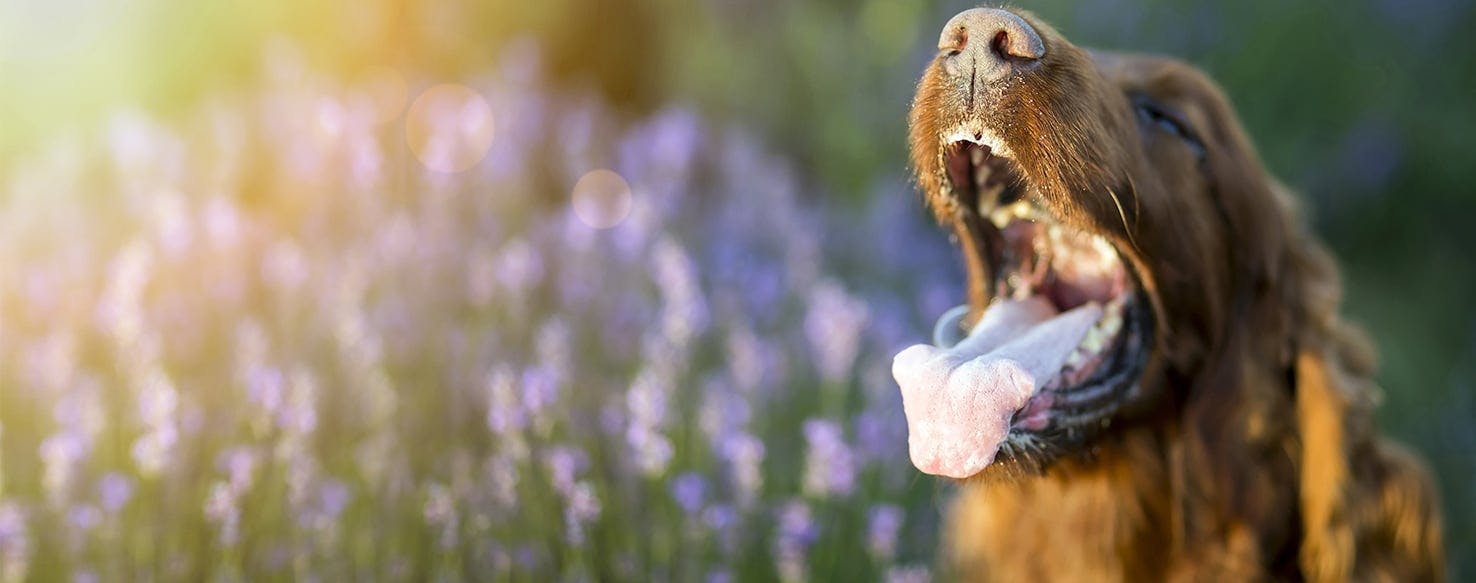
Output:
[892,297,1102,478]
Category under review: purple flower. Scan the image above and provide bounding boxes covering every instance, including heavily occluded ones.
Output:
[853,408,906,466]
[278,369,318,436]
[699,379,751,444]
[670,472,706,515]
[626,367,674,476]
[626,425,674,478]
[725,322,769,395]
[495,237,543,295]
[774,500,817,583]
[802,419,856,498]
[423,483,458,549]
[97,473,134,513]
[719,431,765,506]
[544,446,585,496]
[40,432,87,503]
[884,565,932,583]
[563,481,601,547]
[0,503,29,582]
[651,237,709,346]
[703,503,739,555]
[486,454,520,509]
[485,367,526,436]
[520,366,560,429]
[217,447,258,492]
[244,365,285,416]
[804,280,870,383]
[204,481,241,546]
[867,504,905,561]
[300,479,351,532]
[68,505,101,532]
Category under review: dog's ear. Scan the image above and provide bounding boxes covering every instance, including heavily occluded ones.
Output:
[1293,341,1362,580]
[1282,189,1367,579]
[1285,214,1445,580]
[1292,283,1446,581]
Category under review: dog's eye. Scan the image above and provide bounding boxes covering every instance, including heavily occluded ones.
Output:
[1135,99,1207,160]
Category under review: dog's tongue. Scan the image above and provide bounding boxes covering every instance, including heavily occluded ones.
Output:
[892,297,1102,478]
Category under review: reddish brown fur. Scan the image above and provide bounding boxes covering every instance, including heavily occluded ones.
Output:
[908,9,1445,580]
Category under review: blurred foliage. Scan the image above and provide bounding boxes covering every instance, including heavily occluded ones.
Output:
[2,0,1473,577]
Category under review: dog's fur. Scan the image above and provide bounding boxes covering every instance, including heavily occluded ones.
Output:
[908,9,1445,580]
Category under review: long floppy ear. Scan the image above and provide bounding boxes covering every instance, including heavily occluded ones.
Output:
[1289,214,1445,581]
[1294,334,1446,581]
[1294,337,1365,580]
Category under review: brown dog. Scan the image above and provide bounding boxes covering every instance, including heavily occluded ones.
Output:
[905,7,1444,580]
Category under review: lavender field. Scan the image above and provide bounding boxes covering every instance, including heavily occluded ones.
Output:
[0,45,965,580]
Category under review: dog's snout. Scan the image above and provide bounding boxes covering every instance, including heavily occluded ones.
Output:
[938,8,1044,84]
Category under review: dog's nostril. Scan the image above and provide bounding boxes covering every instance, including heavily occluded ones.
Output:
[990,31,1012,61]
[991,29,1037,62]
[940,25,968,56]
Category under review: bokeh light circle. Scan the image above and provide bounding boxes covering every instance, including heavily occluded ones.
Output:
[404,84,495,173]
[572,169,633,229]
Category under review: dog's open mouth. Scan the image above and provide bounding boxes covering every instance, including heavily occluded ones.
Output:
[893,132,1152,478]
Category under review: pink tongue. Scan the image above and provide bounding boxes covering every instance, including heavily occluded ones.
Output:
[892,297,1102,478]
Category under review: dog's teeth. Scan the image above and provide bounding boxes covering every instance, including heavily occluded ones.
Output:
[970,147,986,166]
[1081,326,1106,354]
[1098,311,1122,338]
[990,207,1012,228]
[1091,235,1118,265]
[1064,347,1086,369]
[1007,274,1029,299]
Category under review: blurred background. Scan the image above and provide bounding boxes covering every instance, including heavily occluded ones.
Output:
[1,0,1472,579]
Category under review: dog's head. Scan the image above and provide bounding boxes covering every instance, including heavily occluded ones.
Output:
[910,7,1306,474]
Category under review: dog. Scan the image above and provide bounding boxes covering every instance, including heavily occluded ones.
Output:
[900,7,1445,580]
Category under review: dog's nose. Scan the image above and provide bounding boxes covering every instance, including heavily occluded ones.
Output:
[938,8,1044,83]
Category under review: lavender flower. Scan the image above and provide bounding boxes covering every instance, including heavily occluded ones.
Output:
[39,432,87,505]
[651,236,709,347]
[97,473,135,514]
[670,472,706,515]
[803,280,870,384]
[423,482,458,549]
[774,500,817,583]
[299,478,351,534]
[720,431,765,507]
[0,504,29,583]
[884,565,932,583]
[802,419,856,498]
[626,368,674,476]
[724,322,768,395]
[544,446,585,496]
[486,453,520,510]
[204,481,241,547]
[563,482,601,547]
[520,366,560,428]
[486,367,526,438]
[867,504,905,562]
